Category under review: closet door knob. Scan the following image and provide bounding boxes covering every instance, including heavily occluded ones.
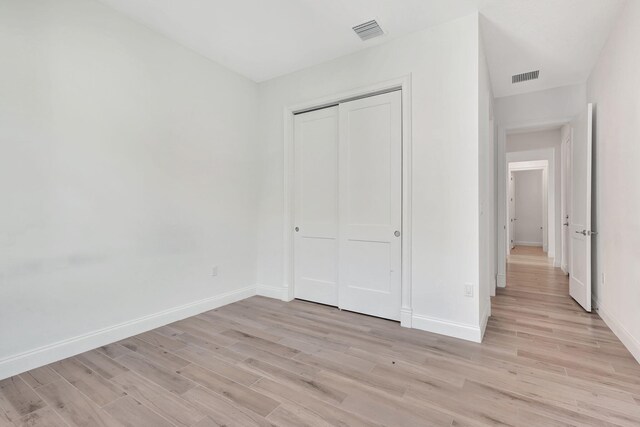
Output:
[394,230,401,237]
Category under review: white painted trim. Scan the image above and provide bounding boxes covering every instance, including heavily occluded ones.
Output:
[497,273,506,288]
[480,299,491,340]
[411,313,483,343]
[596,301,640,364]
[400,308,413,328]
[514,241,543,247]
[283,75,413,321]
[256,284,291,301]
[0,286,256,380]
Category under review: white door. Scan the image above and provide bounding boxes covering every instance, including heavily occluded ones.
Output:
[338,91,402,320]
[569,104,593,312]
[508,172,516,251]
[293,106,339,306]
[561,134,572,274]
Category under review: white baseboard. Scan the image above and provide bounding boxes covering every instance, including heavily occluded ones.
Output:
[411,313,482,343]
[255,284,291,301]
[497,273,506,288]
[595,301,640,364]
[0,285,256,380]
[400,308,413,328]
[480,299,491,340]
[514,241,543,247]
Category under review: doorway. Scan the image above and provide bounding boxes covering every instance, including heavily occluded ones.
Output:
[496,104,594,313]
[509,168,546,250]
[507,160,549,256]
[292,90,403,321]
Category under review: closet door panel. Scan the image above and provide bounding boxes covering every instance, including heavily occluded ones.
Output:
[293,107,339,306]
[338,91,402,320]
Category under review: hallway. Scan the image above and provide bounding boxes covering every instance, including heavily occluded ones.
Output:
[486,245,640,424]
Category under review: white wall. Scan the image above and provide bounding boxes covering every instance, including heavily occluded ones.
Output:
[496,84,586,127]
[507,129,562,260]
[587,0,640,362]
[0,0,260,377]
[513,170,543,246]
[256,14,486,341]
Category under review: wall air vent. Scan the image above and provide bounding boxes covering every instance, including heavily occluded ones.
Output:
[353,20,384,41]
[512,70,540,84]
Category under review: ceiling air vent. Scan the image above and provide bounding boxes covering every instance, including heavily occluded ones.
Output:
[512,70,540,84]
[353,20,384,41]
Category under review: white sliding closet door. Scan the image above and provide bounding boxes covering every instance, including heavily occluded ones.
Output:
[338,91,402,320]
[293,106,339,306]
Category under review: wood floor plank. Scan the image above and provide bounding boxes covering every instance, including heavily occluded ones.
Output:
[14,406,68,427]
[18,367,61,390]
[116,352,196,395]
[265,402,333,427]
[251,377,381,427]
[135,330,187,352]
[96,343,132,359]
[181,386,274,427]
[0,409,12,427]
[36,380,120,426]
[242,358,347,405]
[176,363,279,417]
[110,370,205,427]
[50,358,125,407]
[230,342,320,379]
[220,330,300,358]
[0,377,46,422]
[103,396,173,427]
[174,344,260,386]
[117,337,190,371]
[75,350,129,380]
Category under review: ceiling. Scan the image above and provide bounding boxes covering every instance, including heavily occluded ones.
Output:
[481,0,623,97]
[98,0,623,96]
[97,0,502,82]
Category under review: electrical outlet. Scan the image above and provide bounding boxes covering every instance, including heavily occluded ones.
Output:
[212,266,218,277]
[464,284,474,297]
[601,272,605,286]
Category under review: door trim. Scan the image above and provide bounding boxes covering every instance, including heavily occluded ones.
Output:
[282,75,413,327]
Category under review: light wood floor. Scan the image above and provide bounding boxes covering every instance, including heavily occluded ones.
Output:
[2,248,640,426]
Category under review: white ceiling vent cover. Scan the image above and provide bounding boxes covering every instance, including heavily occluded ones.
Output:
[512,70,540,84]
[353,20,384,41]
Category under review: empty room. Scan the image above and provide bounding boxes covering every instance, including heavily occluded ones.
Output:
[1,0,639,426]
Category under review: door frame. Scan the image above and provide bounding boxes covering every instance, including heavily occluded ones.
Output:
[560,129,573,274]
[282,74,414,327]
[496,118,572,289]
[508,161,549,251]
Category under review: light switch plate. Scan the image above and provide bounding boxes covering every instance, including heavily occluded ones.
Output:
[464,283,474,297]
